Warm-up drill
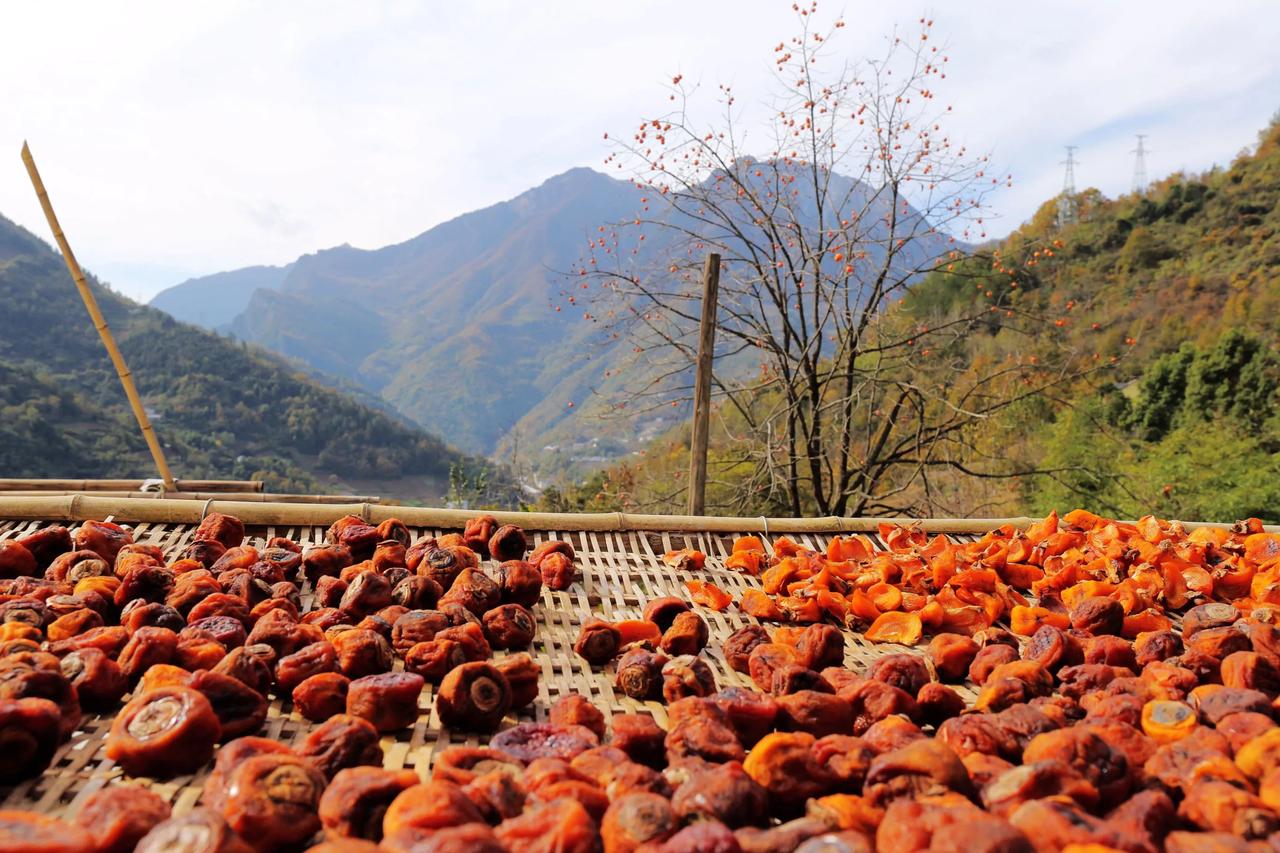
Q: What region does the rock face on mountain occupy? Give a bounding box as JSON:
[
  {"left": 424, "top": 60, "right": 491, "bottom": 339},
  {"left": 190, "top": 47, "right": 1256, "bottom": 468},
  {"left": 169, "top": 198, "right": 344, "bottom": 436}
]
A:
[{"left": 152, "top": 166, "right": 954, "bottom": 470}]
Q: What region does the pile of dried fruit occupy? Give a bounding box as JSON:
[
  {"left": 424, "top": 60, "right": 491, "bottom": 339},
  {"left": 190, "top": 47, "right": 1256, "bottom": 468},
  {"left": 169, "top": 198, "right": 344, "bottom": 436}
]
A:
[
  {"left": 720, "top": 511, "right": 1280, "bottom": 647},
  {"left": 0, "top": 511, "right": 579, "bottom": 850},
  {"left": 4, "top": 509, "right": 1280, "bottom": 852}
]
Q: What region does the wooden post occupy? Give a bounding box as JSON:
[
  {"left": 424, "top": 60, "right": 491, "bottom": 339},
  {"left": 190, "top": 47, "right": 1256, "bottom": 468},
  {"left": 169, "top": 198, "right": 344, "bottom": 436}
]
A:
[
  {"left": 20, "top": 142, "right": 177, "bottom": 491},
  {"left": 687, "top": 252, "right": 721, "bottom": 516}
]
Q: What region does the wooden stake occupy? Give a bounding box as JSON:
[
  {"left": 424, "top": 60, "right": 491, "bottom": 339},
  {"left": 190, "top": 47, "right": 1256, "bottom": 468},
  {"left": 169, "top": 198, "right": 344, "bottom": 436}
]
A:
[
  {"left": 687, "top": 252, "right": 721, "bottom": 515},
  {"left": 20, "top": 142, "right": 177, "bottom": 491}
]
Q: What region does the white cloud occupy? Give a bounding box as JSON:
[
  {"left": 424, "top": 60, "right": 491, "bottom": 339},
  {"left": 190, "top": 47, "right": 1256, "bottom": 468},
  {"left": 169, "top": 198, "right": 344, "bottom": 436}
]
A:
[{"left": 1, "top": 0, "right": 1276, "bottom": 300}]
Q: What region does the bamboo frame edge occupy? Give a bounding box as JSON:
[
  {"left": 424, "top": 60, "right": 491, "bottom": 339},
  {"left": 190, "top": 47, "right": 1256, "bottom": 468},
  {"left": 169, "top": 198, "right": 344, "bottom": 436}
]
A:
[{"left": 0, "top": 495, "right": 1272, "bottom": 535}]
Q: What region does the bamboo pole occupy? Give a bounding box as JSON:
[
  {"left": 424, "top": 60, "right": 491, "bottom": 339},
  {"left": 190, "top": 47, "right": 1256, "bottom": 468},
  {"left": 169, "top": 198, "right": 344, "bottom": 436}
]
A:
[
  {"left": 0, "top": 479, "right": 264, "bottom": 493},
  {"left": 0, "top": 490, "right": 383, "bottom": 504},
  {"left": 0, "top": 495, "right": 1272, "bottom": 535},
  {"left": 687, "top": 252, "right": 721, "bottom": 516},
  {"left": 20, "top": 142, "right": 177, "bottom": 491}
]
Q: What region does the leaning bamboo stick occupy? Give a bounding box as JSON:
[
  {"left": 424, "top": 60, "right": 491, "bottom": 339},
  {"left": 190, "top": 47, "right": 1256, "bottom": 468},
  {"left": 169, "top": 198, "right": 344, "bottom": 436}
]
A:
[
  {"left": 20, "top": 142, "right": 177, "bottom": 491},
  {"left": 0, "top": 495, "right": 1271, "bottom": 535}
]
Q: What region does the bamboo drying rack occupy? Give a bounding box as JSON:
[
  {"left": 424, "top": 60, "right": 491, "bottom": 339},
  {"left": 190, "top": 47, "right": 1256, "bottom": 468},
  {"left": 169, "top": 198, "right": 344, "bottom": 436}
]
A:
[{"left": 0, "top": 499, "right": 1271, "bottom": 825}]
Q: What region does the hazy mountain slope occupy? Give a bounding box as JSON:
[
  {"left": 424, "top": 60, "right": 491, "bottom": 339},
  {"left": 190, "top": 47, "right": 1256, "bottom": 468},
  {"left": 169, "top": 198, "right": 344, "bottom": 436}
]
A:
[
  {"left": 150, "top": 263, "right": 292, "bottom": 330},
  {"left": 160, "top": 166, "right": 954, "bottom": 471},
  {"left": 0, "top": 214, "right": 469, "bottom": 498}
]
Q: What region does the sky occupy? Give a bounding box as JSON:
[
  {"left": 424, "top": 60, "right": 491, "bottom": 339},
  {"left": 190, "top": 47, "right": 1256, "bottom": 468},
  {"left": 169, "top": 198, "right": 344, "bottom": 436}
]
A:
[{"left": 2, "top": 1, "right": 1277, "bottom": 302}]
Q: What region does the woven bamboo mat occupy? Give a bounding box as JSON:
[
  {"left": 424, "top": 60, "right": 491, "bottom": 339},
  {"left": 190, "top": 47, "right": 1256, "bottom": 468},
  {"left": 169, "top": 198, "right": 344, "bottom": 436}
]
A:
[{"left": 0, "top": 517, "right": 980, "bottom": 820}]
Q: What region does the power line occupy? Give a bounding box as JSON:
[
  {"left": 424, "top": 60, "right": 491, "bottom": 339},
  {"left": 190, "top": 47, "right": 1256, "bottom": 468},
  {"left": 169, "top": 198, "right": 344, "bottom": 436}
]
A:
[
  {"left": 1057, "top": 146, "right": 1079, "bottom": 228},
  {"left": 1131, "top": 134, "right": 1150, "bottom": 195}
]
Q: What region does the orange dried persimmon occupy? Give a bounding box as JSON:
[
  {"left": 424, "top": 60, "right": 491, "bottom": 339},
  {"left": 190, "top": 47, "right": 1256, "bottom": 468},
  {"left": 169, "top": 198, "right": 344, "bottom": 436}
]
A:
[
  {"left": 868, "top": 582, "right": 902, "bottom": 613},
  {"left": 725, "top": 551, "right": 764, "bottom": 575},
  {"left": 615, "top": 620, "right": 662, "bottom": 646},
  {"left": 1000, "top": 563, "right": 1044, "bottom": 589},
  {"left": 733, "top": 536, "right": 766, "bottom": 554},
  {"left": 816, "top": 590, "right": 849, "bottom": 622},
  {"left": 828, "top": 535, "right": 873, "bottom": 563},
  {"left": 684, "top": 580, "right": 731, "bottom": 611},
  {"left": 848, "top": 589, "right": 881, "bottom": 623},
  {"left": 777, "top": 595, "right": 822, "bottom": 623},
  {"left": 773, "top": 537, "right": 800, "bottom": 558},
  {"left": 1122, "top": 608, "right": 1172, "bottom": 638},
  {"left": 1009, "top": 605, "right": 1069, "bottom": 636},
  {"left": 739, "top": 589, "right": 784, "bottom": 621},
  {"left": 1245, "top": 533, "right": 1280, "bottom": 565},
  {"left": 771, "top": 626, "right": 805, "bottom": 648},
  {"left": 663, "top": 548, "right": 706, "bottom": 571},
  {"left": 865, "top": 611, "right": 923, "bottom": 646},
  {"left": 762, "top": 561, "right": 800, "bottom": 595},
  {"left": 919, "top": 600, "right": 945, "bottom": 631}
]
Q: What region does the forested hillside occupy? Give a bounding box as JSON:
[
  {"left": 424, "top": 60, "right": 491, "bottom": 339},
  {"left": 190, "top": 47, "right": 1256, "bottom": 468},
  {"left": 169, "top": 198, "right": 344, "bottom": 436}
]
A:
[
  {"left": 541, "top": 118, "right": 1280, "bottom": 522},
  {"left": 0, "top": 214, "right": 475, "bottom": 497}
]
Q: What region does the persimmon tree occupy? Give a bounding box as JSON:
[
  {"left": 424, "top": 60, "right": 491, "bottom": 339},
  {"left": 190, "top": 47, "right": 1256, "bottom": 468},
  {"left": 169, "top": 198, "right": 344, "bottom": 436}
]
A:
[{"left": 578, "top": 4, "right": 1096, "bottom": 517}]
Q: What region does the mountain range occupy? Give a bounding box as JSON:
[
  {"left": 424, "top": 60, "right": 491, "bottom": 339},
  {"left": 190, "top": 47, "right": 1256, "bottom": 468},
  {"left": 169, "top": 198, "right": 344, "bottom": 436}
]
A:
[
  {"left": 151, "top": 165, "right": 953, "bottom": 477},
  {"left": 0, "top": 213, "right": 476, "bottom": 501}
]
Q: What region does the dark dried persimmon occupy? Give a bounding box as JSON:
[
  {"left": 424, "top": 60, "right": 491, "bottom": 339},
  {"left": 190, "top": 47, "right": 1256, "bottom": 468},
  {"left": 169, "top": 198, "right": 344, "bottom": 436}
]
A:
[
  {"left": 134, "top": 809, "right": 250, "bottom": 853},
  {"left": 748, "top": 643, "right": 801, "bottom": 692},
  {"left": 917, "top": 682, "right": 966, "bottom": 727},
  {"left": 775, "top": 690, "right": 854, "bottom": 738},
  {"left": 549, "top": 694, "right": 606, "bottom": 740},
  {"left": 927, "top": 633, "right": 979, "bottom": 683},
  {"left": 293, "top": 672, "right": 350, "bottom": 722},
  {"left": 574, "top": 618, "right": 621, "bottom": 666},
  {"left": 189, "top": 669, "right": 267, "bottom": 741},
  {"left": 488, "top": 525, "right": 528, "bottom": 563},
  {"left": 494, "top": 797, "right": 598, "bottom": 853},
  {"left": 105, "top": 686, "right": 221, "bottom": 777},
  {"left": 665, "top": 713, "right": 745, "bottom": 765},
  {"left": 602, "top": 792, "right": 677, "bottom": 853},
  {"left": 0, "top": 697, "right": 61, "bottom": 783},
  {"left": 347, "top": 672, "right": 424, "bottom": 732},
  {"left": 482, "top": 604, "right": 536, "bottom": 650},
  {"left": 437, "top": 662, "right": 511, "bottom": 732},
  {"left": 431, "top": 746, "right": 523, "bottom": 788},
  {"left": 936, "top": 714, "right": 1018, "bottom": 761},
  {"left": 1022, "top": 727, "right": 1131, "bottom": 802},
  {"left": 462, "top": 768, "right": 527, "bottom": 824},
  {"left": 59, "top": 648, "right": 126, "bottom": 709},
  {"left": 494, "top": 652, "right": 540, "bottom": 710},
  {"left": 863, "top": 738, "right": 975, "bottom": 806},
  {"left": 841, "top": 679, "right": 920, "bottom": 735},
  {"left": 743, "top": 731, "right": 833, "bottom": 817},
  {"left": 661, "top": 655, "right": 716, "bottom": 702},
  {"left": 490, "top": 722, "right": 599, "bottom": 763},
  {"left": 671, "top": 760, "right": 766, "bottom": 829},
  {"left": 713, "top": 687, "right": 779, "bottom": 747},
  {"left": 298, "top": 714, "right": 384, "bottom": 780},
  {"left": 73, "top": 785, "right": 172, "bottom": 853},
  {"left": 318, "top": 766, "right": 420, "bottom": 842},
  {"left": 0, "top": 811, "right": 95, "bottom": 853},
  {"left": 660, "top": 611, "right": 709, "bottom": 657},
  {"left": 867, "top": 653, "right": 931, "bottom": 695},
  {"left": 223, "top": 753, "right": 326, "bottom": 851},
  {"left": 383, "top": 780, "right": 484, "bottom": 837},
  {"left": 610, "top": 713, "right": 666, "bottom": 769}
]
